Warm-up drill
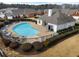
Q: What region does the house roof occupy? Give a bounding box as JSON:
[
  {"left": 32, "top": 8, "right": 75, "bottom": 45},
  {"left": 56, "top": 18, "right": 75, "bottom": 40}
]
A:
[
  {"left": 12, "top": 9, "right": 24, "bottom": 16},
  {"left": 0, "top": 8, "right": 44, "bottom": 17},
  {"left": 61, "top": 9, "right": 77, "bottom": 15},
  {"left": 40, "top": 10, "right": 75, "bottom": 25},
  {"left": 12, "top": 8, "right": 36, "bottom": 16},
  {"left": 0, "top": 8, "right": 16, "bottom": 16},
  {"left": 44, "top": 9, "right": 78, "bottom": 16},
  {"left": 71, "top": 10, "right": 79, "bottom": 16}
]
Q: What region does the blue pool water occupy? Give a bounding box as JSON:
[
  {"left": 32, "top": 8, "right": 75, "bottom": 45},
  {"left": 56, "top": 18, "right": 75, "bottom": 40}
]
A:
[{"left": 13, "top": 22, "right": 39, "bottom": 37}]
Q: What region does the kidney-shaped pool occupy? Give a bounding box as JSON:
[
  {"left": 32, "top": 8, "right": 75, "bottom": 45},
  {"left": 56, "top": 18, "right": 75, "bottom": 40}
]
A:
[{"left": 13, "top": 22, "right": 39, "bottom": 37}]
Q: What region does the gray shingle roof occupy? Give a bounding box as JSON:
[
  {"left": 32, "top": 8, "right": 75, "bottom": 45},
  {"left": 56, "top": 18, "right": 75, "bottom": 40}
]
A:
[
  {"left": 44, "top": 9, "right": 78, "bottom": 15},
  {"left": 40, "top": 10, "right": 75, "bottom": 25},
  {"left": 61, "top": 9, "right": 78, "bottom": 15},
  {"left": 12, "top": 8, "right": 36, "bottom": 16},
  {"left": 12, "top": 9, "right": 24, "bottom": 16}
]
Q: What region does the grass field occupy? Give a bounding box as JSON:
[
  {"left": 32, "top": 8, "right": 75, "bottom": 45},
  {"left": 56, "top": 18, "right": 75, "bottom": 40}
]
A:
[{"left": 36, "top": 33, "right": 79, "bottom": 57}]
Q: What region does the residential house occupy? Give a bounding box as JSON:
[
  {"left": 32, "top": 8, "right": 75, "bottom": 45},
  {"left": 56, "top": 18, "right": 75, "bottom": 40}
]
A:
[
  {"left": 44, "top": 9, "right": 78, "bottom": 16},
  {"left": 71, "top": 10, "right": 79, "bottom": 23},
  {"left": 12, "top": 8, "right": 36, "bottom": 18},
  {"left": 0, "top": 12, "right": 5, "bottom": 19},
  {"left": 0, "top": 8, "right": 45, "bottom": 19},
  {"left": 4, "top": 9, "right": 13, "bottom": 19},
  {"left": 0, "top": 8, "right": 14, "bottom": 19}
]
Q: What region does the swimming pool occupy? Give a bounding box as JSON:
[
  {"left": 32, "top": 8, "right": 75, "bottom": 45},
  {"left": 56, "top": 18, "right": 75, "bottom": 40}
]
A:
[{"left": 13, "top": 22, "right": 39, "bottom": 37}]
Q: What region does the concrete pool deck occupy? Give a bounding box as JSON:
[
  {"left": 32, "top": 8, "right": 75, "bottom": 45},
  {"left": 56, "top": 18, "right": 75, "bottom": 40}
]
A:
[
  {"left": 6, "top": 21, "right": 53, "bottom": 43},
  {"left": 7, "top": 21, "right": 53, "bottom": 37}
]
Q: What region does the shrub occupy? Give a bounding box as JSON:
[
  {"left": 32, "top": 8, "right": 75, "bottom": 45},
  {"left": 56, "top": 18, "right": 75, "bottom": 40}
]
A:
[
  {"left": 9, "top": 42, "right": 19, "bottom": 49},
  {"left": 20, "top": 43, "right": 32, "bottom": 52},
  {"left": 32, "top": 42, "right": 44, "bottom": 51},
  {"left": 0, "top": 19, "right": 5, "bottom": 22},
  {"left": 43, "top": 40, "right": 49, "bottom": 47},
  {"left": 4, "top": 21, "right": 10, "bottom": 25},
  {"left": 3, "top": 39, "right": 11, "bottom": 47},
  {"left": 0, "top": 23, "right": 5, "bottom": 29},
  {"left": 20, "top": 19, "right": 26, "bottom": 21}
]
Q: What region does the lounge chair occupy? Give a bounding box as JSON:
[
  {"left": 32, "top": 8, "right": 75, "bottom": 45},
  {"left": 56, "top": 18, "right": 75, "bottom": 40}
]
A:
[{"left": 5, "top": 32, "right": 11, "bottom": 36}]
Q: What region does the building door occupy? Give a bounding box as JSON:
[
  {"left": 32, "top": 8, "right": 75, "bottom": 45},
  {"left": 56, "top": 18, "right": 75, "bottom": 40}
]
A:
[{"left": 48, "top": 25, "right": 53, "bottom": 31}]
